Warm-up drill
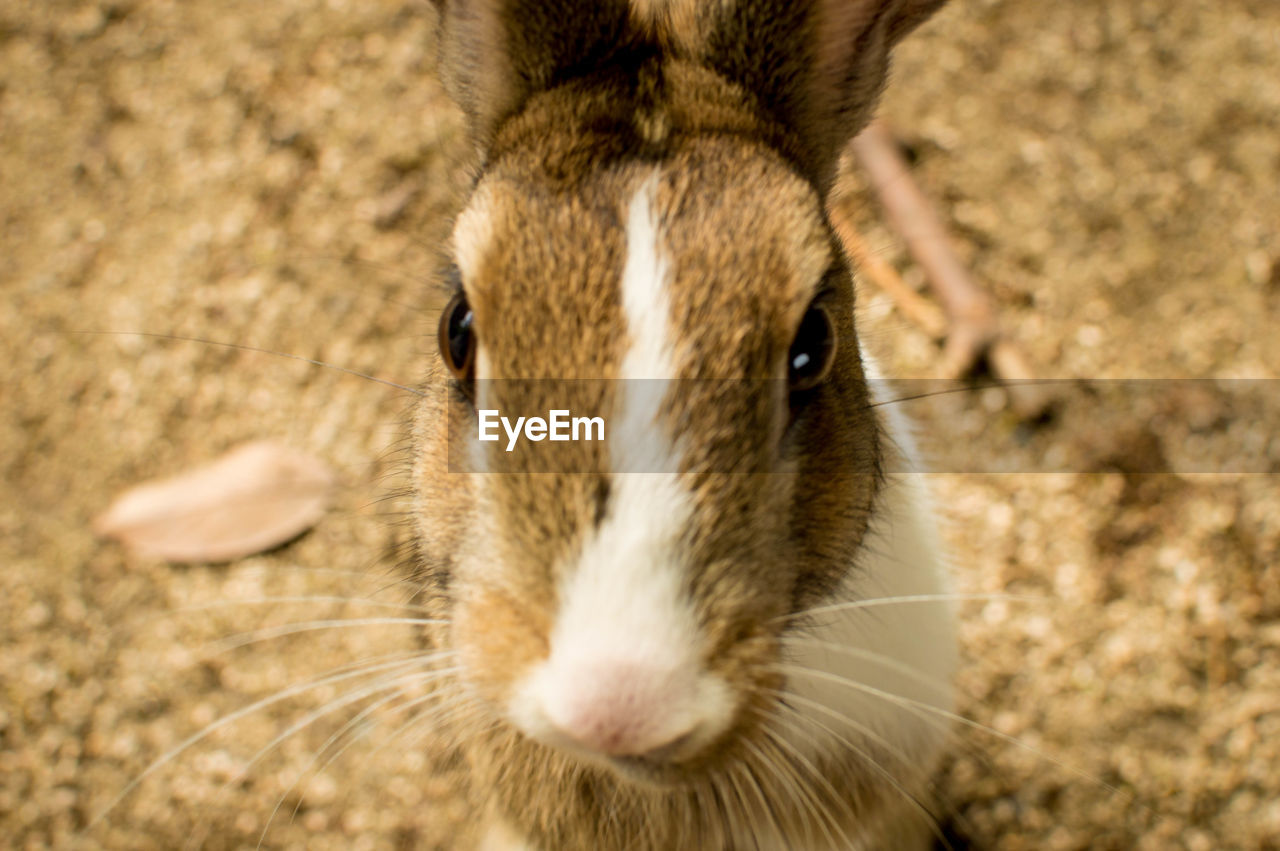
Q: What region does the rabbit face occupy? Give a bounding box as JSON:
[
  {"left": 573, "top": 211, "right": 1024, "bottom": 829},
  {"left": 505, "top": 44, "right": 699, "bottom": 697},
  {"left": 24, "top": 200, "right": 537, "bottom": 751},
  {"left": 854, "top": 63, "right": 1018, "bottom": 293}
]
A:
[
  {"left": 414, "top": 0, "right": 951, "bottom": 845},
  {"left": 415, "top": 62, "right": 883, "bottom": 785}
]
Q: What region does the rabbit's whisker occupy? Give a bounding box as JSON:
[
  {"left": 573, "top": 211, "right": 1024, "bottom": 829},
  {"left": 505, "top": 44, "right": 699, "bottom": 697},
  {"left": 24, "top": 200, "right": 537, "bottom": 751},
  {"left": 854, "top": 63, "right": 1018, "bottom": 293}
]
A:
[
  {"left": 771, "top": 696, "right": 950, "bottom": 850},
  {"left": 256, "top": 670, "right": 467, "bottom": 849},
  {"left": 777, "top": 661, "right": 1132, "bottom": 803},
  {"left": 756, "top": 721, "right": 853, "bottom": 851},
  {"left": 271, "top": 688, "right": 413, "bottom": 835},
  {"left": 357, "top": 491, "right": 419, "bottom": 510},
  {"left": 865, "top": 379, "right": 1066, "bottom": 410},
  {"left": 378, "top": 686, "right": 487, "bottom": 759},
  {"left": 219, "top": 564, "right": 415, "bottom": 583},
  {"left": 733, "top": 748, "right": 784, "bottom": 844},
  {"left": 234, "top": 662, "right": 458, "bottom": 791},
  {"left": 782, "top": 638, "right": 954, "bottom": 701},
  {"left": 691, "top": 780, "right": 713, "bottom": 845},
  {"left": 304, "top": 679, "right": 472, "bottom": 801},
  {"left": 741, "top": 734, "right": 830, "bottom": 850},
  {"left": 184, "top": 670, "right": 433, "bottom": 851},
  {"left": 766, "top": 683, "right": 947, "bottom": 780},
  {"left": 781, "top": 592, "right": 1045, "bottom": 624},
  {"left": 171, "top": 595, "right": 439, "bottom": 617},
  {"left": 89, "top": 654, "right": 445, "bottom": 828},
  {"left": 205, "top": 616, "right": 447, "bottom": 655},
  {"left": 386, "top": 693, "right": 479, "bottom": 754},
  {"left": 319, "top": 690, "right": 490, "bottom": 834},
  {"left": 256, "top": 677, "right": 476, "bottom": 846},
  {"left": 719, "top": 762, "right": 758, "bottom": 845},
  {"left": 778, "top": 637, "right": 1037, "bottom": 794}
]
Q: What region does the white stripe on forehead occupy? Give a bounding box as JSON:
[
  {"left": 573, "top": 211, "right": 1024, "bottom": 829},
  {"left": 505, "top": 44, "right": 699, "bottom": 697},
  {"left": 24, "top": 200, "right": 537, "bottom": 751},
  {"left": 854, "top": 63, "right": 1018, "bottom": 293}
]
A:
[
  {"left": 618, "top": 174, "right": 677, "bottom": 440},
  {"left": 543, "top": 173, "right": 706, "bottom": 675}
]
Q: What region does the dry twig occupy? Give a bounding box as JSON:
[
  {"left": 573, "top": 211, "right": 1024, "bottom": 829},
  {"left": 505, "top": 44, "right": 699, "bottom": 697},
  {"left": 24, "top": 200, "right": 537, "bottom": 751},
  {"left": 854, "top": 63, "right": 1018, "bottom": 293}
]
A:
[{"left": 831, "top": 119, "right": 1053, "bottom": 417}]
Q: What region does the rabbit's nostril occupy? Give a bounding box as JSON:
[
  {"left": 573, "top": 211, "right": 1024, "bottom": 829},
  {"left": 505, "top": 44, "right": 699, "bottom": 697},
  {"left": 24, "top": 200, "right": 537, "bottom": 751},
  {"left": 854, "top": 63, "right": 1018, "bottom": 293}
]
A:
[{"left": 529, "top": 660, "right": 724, "bottom": 761}]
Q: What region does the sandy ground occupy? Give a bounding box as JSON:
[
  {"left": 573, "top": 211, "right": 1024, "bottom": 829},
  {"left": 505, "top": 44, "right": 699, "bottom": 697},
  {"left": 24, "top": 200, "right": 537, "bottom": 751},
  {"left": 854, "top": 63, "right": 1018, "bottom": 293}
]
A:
[{"left": 3, "top": 0, "right": 1279, "bottom": 849}]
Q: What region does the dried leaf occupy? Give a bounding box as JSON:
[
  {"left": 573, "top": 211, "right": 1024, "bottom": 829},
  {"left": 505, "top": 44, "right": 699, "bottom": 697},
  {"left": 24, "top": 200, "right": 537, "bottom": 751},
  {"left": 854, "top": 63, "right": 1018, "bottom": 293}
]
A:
[{"left": 94, "top": 440, "right": 335, "bottom": 563}]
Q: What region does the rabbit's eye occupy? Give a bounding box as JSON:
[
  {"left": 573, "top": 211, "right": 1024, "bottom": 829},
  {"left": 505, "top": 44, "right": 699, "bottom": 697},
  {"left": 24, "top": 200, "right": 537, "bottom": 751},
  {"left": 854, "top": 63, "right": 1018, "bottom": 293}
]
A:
[
  {"left": 788, "top": 302, "right": 836, "bottom": 392},
  {"left": 439, "top": 290, "right": 476, "bottom": 384}
]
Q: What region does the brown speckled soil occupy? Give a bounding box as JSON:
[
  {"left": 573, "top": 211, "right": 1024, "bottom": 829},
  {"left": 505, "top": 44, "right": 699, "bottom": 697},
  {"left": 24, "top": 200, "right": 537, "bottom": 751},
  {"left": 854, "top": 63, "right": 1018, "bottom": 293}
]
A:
[{"left": 3, "top": 1, "right": 1278, "bottom": 849}]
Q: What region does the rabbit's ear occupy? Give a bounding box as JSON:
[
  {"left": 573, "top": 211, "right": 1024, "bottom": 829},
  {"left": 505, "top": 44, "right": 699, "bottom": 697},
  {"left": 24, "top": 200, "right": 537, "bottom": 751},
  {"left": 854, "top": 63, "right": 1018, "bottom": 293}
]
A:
[
  {"left": 693, "top": 0, "right": 947, "bottom": 187},
  {"left": 432, "top": 0, "right": 639, "bottom": 150}
]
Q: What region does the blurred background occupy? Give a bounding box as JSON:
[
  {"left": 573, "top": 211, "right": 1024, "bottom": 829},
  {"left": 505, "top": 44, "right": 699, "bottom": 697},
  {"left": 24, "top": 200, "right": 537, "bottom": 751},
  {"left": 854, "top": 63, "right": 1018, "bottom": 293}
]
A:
[{"left": 2, "top": 0, "right": 1278, "bottom": 848}]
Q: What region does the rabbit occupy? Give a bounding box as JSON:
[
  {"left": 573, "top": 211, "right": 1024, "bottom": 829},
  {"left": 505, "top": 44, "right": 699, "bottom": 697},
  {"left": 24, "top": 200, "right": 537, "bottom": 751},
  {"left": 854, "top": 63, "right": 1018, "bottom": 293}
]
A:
[{"left": 411, "top": 1, "right": 957, "bottom": 848}]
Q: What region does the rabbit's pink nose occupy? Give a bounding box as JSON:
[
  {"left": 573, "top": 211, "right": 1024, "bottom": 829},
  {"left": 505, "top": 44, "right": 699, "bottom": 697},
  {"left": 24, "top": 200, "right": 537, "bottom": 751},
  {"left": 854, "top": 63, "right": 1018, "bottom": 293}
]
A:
[{"left": 537, "top": 662, "right": 708, "bottom": 758}]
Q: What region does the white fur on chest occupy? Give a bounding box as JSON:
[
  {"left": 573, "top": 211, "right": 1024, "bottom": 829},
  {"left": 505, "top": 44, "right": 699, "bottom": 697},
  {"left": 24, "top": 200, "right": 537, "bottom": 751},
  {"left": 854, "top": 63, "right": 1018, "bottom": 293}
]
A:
[{"left": 766, "top": 352, "right": 957, "bottom": 850}]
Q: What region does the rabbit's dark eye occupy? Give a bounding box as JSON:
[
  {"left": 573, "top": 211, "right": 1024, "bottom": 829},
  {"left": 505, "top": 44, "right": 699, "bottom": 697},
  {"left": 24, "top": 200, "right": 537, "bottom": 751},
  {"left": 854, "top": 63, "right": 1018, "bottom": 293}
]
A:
[
  {"left": 439, "top": 290, "right": 476, "bottom": 384},
  {"left": 788, "top": 302, "right": 836, "bottom": 392}
]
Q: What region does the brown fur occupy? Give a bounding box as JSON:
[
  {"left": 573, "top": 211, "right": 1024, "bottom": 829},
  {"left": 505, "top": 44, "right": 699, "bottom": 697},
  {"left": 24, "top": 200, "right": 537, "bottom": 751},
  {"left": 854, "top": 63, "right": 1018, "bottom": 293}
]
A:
[{"left": 415, "top": 1, "right": 949, "bottom": 848}]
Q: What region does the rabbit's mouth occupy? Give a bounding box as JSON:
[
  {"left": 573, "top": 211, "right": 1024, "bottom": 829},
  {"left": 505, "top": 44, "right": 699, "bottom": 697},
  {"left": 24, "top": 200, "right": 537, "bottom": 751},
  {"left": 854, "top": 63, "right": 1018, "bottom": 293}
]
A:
[
  {"left": 607, "top": 749, "right": 703, "bottom": 787},
  {"left": 571, "top": 731, "right": 741, "bottom": 789},
  {"left": 567, "top": 713, "right": 772, "bottom": 791}
]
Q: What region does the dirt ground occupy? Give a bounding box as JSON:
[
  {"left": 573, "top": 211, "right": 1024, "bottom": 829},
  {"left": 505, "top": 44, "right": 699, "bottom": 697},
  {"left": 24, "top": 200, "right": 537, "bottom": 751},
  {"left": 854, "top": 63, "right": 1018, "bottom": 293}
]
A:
[{"left": 3, "top": 0, "right": 1278, "bottom": 849}]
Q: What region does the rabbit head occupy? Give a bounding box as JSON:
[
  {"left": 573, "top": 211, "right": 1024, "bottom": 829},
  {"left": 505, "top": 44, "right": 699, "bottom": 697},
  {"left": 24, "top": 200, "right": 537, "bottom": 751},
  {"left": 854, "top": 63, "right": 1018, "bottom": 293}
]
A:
[{"left": 412, "top": 1, "right": 950, "bottom": 847}]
